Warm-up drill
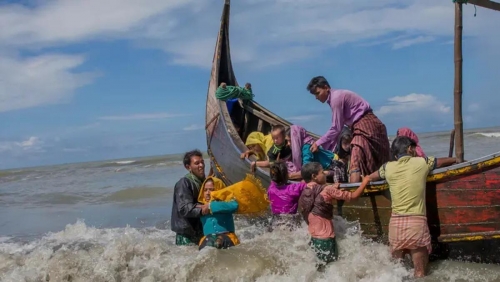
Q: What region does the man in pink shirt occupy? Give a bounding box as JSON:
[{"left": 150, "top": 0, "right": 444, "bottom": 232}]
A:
[{"left": 306, "top": 76, "right": 390, "bottom": 182}]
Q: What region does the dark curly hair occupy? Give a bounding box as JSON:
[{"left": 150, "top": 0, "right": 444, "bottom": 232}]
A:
[
  {"left": 183, "top": 149, "right": 203, "bottom": 167},
  {"left": 270, "top": 161, "right": 289, "bottom": 185}
]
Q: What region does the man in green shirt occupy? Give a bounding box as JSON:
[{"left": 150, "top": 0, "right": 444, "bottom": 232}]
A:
[{"left": 357, "top": 136, "right": 457, "bottom": 278}]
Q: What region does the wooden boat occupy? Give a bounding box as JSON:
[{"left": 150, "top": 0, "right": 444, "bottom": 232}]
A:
[{"left": 205, "top": 0, "right": 500, "bottom": 263}]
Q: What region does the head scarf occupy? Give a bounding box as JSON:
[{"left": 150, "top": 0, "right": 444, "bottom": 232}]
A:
[
  {"left": 185, "top": 173, "right": 205, "bottom": 191},
  {"left": 197, "top": 176, "right": 227, "bottom": 204},
  {"left": 290, "top": 124, "right": 315, "bottom": 171},
  {"left": 396, "top": 127, "right": 426, "bottom": 158},
  {"left": 245, "top": 132, "right": 274, "bottom": 160},
  {"left": 334, "top": 125, "right": 352, "bottom": 159}
]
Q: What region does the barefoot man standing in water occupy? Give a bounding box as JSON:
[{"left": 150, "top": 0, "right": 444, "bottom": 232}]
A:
[
  {"left": 171, "top": 150, "right": 210, "bottom": 246},
  {"left": 357, "top": 136, "right": 458, "bottom": 277},
  {"left": 306, "top": 76, "right": 390, "bottom": 182}
]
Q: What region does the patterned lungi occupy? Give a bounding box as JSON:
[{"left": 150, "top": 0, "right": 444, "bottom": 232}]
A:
[
  {"left": 198, "top": 232, "right": 240, "bottom": 250},
  {"left": 350, "top": 111, "right": 390, "bottom": 176},
  {"left": 309, "top": 237, "right": 338, "bottom": 264},
  {"left": 388, "top": 214, "right": 432, "bottom": 254}
]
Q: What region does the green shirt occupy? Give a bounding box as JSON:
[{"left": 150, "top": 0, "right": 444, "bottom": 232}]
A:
[{"left": 379, "top": 156, "right": 436, "bottom": 216}]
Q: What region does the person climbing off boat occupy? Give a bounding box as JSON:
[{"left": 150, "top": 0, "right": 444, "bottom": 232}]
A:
[
  {"left": 298, "top": 162, "right": 366, "bottom": 268},
  {"left": 291, "top": 124, "right": 338, "bottom": 174},
  {"left": 267, "top": 161, "right": 307, "bottom": 231},
  {"left": 357, "top": 136, "right": 458, "bottom": 278},
  {"left": 330, "top": 125, "right": 352, "bottom": 183},
  {"left": 248, "top": 124, "right": 339, "bottom": 179},
  {"left": 396, "top": 127, "right": 426, "bottom": 158},
  {"left": 171, "top": 150, "right": 208, "bottom": 246},
  {"left": 248, "top": 124, "right": 300, "bottom": 176},
  {"left": 306, "top": 76, "right": 391, "bottom": 183},
  {"left": 240, "top": 131, "right": 274, "bottom": 161},
  {"left": 197, "top": 176, "right": 240, "bottom": 250}
]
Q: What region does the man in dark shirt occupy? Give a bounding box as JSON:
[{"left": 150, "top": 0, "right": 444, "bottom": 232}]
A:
[{"left": 171, "top": 149, "right": 210, "bottom": 246}]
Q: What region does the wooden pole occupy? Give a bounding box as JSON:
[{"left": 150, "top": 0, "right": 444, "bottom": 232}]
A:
[
  {"left": 449, "top": 129, "right": 456, "bottom": 158},
  {"left": 454, "top": 2, "right": 464, "bottom": 162}
]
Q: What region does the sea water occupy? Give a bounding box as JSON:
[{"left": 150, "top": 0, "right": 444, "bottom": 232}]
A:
[{"left": 1, "top": 127, "right": 500, "bottom": 281}]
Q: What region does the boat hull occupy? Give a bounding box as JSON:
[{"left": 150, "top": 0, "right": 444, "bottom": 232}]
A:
[{"left": 205, "top": 0, "right": 500, "bottom": 264}]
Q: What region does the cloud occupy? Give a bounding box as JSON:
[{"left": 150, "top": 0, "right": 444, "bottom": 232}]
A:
[
  {"left": 286, "top": 114, "right": 321, "bottom": 122},
  {"left": 0, "top": 0, "right": 499, "bottom": 114},
  {"left": 17, "top": 136, "right": 41, "bottom": 148},
  {"left": 0, "top": 54, "right": 96, "bottom": 112},
  {"left": 98, "top": 113, "right": 188, "bottom": 121},
  {"left": 0, "top": 0, "right": 195, "bottom": 113},
  {"left": 376, "top": 93, "right": 451, "bottom": 117},
  {"left": 183, "top": 124, "right": 204, "bottom": 131},
  {"left": 392, "top": 36, "right": 435, "bottom": 49},
  {"left": 0, "top": 0, "right": 195, "bottom": 47},
  {"left": 0, "top": 136, "right": 45, "bottom": 154},
  {"left": 143, "top": 0, "right": 500, "bottom": 68}
]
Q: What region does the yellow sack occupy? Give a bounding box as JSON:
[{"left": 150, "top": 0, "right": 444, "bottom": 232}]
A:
[{"left": 210, "top": 173, "right": 269, "bottom": 216}]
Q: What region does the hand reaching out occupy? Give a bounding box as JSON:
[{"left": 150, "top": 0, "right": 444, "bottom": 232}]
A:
[
  {"left": 310, "top": 142, "right": 319, "bottom": 153},
  {"left": 200, "top": 204, "right": 210, "bottom": 215}
]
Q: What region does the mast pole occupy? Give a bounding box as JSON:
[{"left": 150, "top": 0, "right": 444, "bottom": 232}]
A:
[{"left": 454, "top": 1, "right": 464, "bottom": 162}]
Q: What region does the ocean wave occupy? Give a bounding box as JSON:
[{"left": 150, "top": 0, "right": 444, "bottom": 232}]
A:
[
  {"left": 1, "top": 218, "right": 499, "bottom": 281},
  {"left": 102, "top": 186, "right": 172, "bottom": 203},
  {"left": 26, "top": 193, "right": 88, "bottom": 206},
  {"left": 474, "top": 132, "right": 500, "bottom": 138},
  {"left": 113, "top": 160, "right": 137, "bottom": 165}
]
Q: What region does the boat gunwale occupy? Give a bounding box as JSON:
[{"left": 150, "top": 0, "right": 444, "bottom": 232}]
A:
[{"left": 210, "top": 97, "right": 500, "bottom": 189}]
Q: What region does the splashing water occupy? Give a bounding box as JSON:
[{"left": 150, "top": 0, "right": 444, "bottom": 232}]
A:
[{"left": 1, "top": 216, "right": 499, "bottom": 282}]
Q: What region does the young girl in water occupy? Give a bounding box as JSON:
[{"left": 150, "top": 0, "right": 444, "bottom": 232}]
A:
[
  {"left": 267, "top": 161, "right": 307, "bottom": 231},
  {"left": 298, "top": 162, "right": 366, "bottom": 267}
]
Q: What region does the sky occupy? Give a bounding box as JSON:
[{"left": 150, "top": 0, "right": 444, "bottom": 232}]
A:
[{"left": 1, "top": 0, "right": 500, "bottom": 169}]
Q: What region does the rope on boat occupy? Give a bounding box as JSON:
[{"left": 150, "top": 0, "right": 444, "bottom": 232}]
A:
[{"left": 215, "top": 83, "right": 254, "bottom": 101}]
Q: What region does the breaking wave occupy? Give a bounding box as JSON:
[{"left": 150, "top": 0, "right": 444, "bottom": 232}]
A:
[
  {"left": 1, "top": 217, "right": 499, "bottom": 281},
  {"left": 474, "top": 132, "right": 500, "bottom": 138}
]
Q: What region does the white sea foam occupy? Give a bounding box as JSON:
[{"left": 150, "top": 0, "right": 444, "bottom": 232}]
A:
[
  {"left": 475, "top": 132, "right": 500, "bottom": 138},
  {"left": 114, "top": 160, "right": 136, "bottom": 165},
  {"left": 1, "top": 218, "right": 499, "bottom": 281}
]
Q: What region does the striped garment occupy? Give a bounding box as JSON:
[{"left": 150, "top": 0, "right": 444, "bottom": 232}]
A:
[
  {"left": 388, "top": 214, "right": 432, "bottom": 254},
  {"left": 349, "top": 111, "right": 390, "bottom": 176}
]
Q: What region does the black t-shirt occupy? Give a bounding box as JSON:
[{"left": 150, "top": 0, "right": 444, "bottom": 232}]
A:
[{"left": 267, "top": 143, "right": 292, "bottom": 161}]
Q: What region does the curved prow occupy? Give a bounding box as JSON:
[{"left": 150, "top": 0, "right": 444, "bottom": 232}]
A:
[
  {"left": 206, "top": 0, "right": 237, "bottom": 139},
  {"left": 217, "top": 0, "right": 237, "bottom": 87}
]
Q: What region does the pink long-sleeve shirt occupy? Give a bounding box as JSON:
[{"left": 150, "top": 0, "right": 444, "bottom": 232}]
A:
[
  {"left": 316, "top": 89, "right": 371, "bottom": 151},
  {"left": 307, "top": 183, "right": 353, "bottom": 239}
]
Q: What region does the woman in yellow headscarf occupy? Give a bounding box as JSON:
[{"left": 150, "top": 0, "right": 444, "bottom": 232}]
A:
[
  {"left": 240, "top": 132, "right": 274, "bottom": 161},
  {"left": 197, "top": 174, "right": 270, "bottom": 250},
  {"left": 197, "top": 176, "right": 240, "bottom": 250}
]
